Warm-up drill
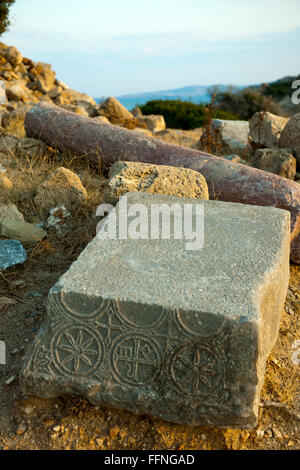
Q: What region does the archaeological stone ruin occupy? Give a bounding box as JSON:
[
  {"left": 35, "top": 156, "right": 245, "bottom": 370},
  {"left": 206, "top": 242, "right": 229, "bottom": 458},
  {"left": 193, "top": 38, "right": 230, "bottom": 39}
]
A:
[{"left": 21, "top": 192, "right": 290, "bottom": 429}]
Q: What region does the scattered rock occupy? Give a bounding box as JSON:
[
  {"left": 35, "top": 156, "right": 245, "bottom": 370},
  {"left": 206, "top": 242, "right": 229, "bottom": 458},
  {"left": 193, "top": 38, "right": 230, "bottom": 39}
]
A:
[
  {"left": 279, "top": 113, "right": 300, "bottom": 163},
  {"left": 76, "top": 99, "right": 98, "bottom": 117},
  {"left": 250, "top": 112, "right": 289, "bottom": 149},
  {"left": 17, "top": 137, "right": 49, "bottom": 159},
  {"left": 0, "top": 219, "right": 47, "bottom": 245},
  {"left": 93, "top": 115, "right": 110, "bottom": 124},
  {"left": 253, "top": 148, "right": 296, "bottom": 180},
  {"left": 137, "top": 114, "right": 166, "bottom": 132},
  {"left": 34, "top": 167, "right": 87, "bottom": 217},
  {"left": 155, "top": 128, "right": 201, "bottom": 148},
  {"left": 16, "top": 423, "right": 27, "bottom": 435},
  {"left": 47, "top": 85, "right": 63, "bottom": 99},
  {"left": 1, "top": 104, "right": 33, "bottom": 138},
  {"left": 104, "top": 161, "right": 209, "bottom": 205},
  {"left": 225, "top": 155, "right": 247, "bottom": 164},
  {"left": 54, "top": 88, "right": 96, "bottom": 109},
  {"left": 60, "top": 104, "right": 89, "bottom": 117},
  {"left": 0, "top": 173, "right": 13, "bottom": 189},
  {"left": 98, "top": 97, "right": 135, "bottom": 126},
  {"left": 286, "top": 306, "right": 294, "bottom": 315},
  {"left": 4, "top": 46, "right": 23, "bottom": 66},
  {"left": 0, "top": 43, "right": 82, "bottom": 120},
  {"left": 272, "top": 427, "right": 283, "bottom": 440},
  {"left": 24, "top": 405, "right": 35, "bottom": 415},
  {"left": 56, "top": 79, "right": 69, "bottom": 90},
  {"left": 0, "top": 239, "right": 27, "bottom": 271},
  {"left": 6, "top": 81, "right": 29, "bottom": 102},
  {"left": 0, "top": 134, "right": 19, "bottom": 154},
  {"left": 46, "top": 206, "right": 71, "bottom": 233},
  {"left": 5, "top": 376, "right": 16, "bottom": 386},
  {"left": 28, "top": 62, "right": 56, "bottom": 94},
  {"left": 0, "top": 204, "right": 25, "bottom": 223},
  {"left": 199, "top": 119, "right": 250, "bottom": 155},
  {"left": 223, "top": 429, "right": 250, "bottom": 450}
]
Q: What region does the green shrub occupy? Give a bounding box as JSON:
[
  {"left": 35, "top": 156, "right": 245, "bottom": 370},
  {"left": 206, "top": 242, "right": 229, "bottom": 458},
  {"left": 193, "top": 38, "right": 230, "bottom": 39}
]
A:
[
  {"left": 262, "top": 76, "right": 300, "bottom": 101},
  {"left": 139, "top": 99, "right": 238, "bottom": 130},
  {"left": 212, "top": 87, "right": 283, "bottom": 120},
  {"left": 0, "top": 0, "right": 15, "bottom": 35}
]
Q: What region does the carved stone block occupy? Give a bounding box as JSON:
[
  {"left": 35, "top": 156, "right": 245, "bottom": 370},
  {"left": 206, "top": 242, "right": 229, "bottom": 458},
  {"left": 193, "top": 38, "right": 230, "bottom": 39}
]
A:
[{"left": 21, "top": 193, "right": 290, "bottom": 429}]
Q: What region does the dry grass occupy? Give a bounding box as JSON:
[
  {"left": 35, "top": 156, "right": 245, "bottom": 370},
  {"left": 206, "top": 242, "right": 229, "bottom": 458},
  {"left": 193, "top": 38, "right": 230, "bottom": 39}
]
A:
[{"left": 0, "top": 133, "right": 106, "bottom": 274}]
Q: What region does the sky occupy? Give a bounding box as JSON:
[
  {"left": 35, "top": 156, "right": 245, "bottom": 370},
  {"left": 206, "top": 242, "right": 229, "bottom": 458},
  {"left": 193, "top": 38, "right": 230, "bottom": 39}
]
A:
[{"left": 1, "top": 0, "right": 300, "bottom": 97}]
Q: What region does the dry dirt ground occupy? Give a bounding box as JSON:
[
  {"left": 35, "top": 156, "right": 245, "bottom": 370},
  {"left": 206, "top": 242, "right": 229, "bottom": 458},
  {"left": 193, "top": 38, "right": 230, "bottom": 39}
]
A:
[{"left": 0, "top": 138, "right": 299, "bottom": 451}]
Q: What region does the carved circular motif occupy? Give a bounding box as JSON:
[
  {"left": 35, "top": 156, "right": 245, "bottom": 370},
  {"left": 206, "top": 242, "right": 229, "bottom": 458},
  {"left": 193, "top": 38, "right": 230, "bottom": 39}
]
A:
[
  {"left": 176, "top": 309, "right": 227, "bottom": 338},
  {"left": 111, "top": 333, "right": 162, "bottom": 386},
  {"left": 169, "top": 341, "right": 224, "bottom": 395},
  {"left": 115, "top": 300, "right": 166, "bottom": 329},
  {"left": 51, "top": 325, "right": 104, "bottom": 377},
  {"left": 60, "top": 290, "right": 111, "bottom": 320}
]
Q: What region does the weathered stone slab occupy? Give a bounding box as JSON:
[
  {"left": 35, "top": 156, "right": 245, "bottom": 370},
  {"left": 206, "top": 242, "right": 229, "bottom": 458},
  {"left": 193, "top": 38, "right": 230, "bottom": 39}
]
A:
[
  {"left": 21, "top": 193, "right": 290, "bottom": 429},
  {"left": 0, "top": 239, "right": 27, "bottom": 271}
]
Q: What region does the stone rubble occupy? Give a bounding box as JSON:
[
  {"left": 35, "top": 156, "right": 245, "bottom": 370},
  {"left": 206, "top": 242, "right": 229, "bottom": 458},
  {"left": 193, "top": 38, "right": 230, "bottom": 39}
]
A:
[
  {"left": 279, "top": 113, "right": 300, "bottom": 163},
  {"left": 104, "top": 161, "right": 209, "bottom": 205},
  {"left": 0, "top": 239, "right": 27, "bottom": 271},
  {"left": 249, "top": 112, "right": 289, "bottom": 149},
  {"left": 252, "top": 148, "right": 296, "bottom": 180},
  {"left": 0, "top": 218, "right": 47, "bottom": 245}
]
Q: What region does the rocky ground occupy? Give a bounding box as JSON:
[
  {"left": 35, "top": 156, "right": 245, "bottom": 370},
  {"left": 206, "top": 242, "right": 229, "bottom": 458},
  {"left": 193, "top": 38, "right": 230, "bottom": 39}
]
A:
[{"left": 0, "top": 41, "right": 299, "bottom": 450}]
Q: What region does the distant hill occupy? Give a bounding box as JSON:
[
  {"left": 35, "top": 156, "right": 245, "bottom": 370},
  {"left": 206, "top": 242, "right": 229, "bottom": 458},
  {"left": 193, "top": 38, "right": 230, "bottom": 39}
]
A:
[
  {"left": 95, "top": 76, "right": 300, "bottom": 113},
  {"left": 96, "top": 85, "right": 245, "bottom": 111}
]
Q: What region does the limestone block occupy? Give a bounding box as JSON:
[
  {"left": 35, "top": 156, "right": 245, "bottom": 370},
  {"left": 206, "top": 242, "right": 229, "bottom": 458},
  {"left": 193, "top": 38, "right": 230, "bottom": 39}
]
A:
[{"left": 21, "top": 193, "right": 290, "bottom": 429}]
